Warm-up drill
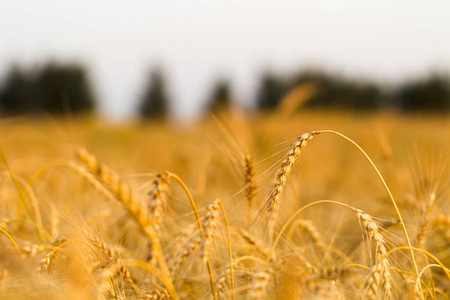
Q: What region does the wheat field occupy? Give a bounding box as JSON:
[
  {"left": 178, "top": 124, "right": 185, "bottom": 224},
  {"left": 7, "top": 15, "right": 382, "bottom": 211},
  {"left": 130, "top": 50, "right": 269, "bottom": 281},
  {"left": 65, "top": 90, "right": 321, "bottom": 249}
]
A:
[{"left": 0, "top": 111, "right": 449, "bottom": 299}]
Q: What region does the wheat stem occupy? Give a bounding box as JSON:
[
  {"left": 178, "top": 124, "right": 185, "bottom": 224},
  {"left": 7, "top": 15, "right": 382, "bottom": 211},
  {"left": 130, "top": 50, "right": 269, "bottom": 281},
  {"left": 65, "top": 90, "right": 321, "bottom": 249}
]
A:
[
  {"left": 168, "top": 173, "right": 203, "bottom": 238},
  {"left": 414, "top": 264, "right": 443, "bottom": 299},
  {"left": 216, "top": 200, "right": 235, "bottom": 300},
  {"left": 265, "top": 200, "right": 350, "bottom": 268},
  {"left": 315, "top": 130, "right": 419, "bottom": 276},
  {"left": 386, "top": 246, "right": 450, "bottom": 281},
  {"left": 0, "top": 227, "right": 20, "bottom": 251},
  {"left": 265, "top": 199, "right": 394, "bottom": 298},
  {"left": 0, "top": 149, "right": 45, "bottom": 241},
  {"left": 168, "top": 172, "right": 217, "bottom": 300}
]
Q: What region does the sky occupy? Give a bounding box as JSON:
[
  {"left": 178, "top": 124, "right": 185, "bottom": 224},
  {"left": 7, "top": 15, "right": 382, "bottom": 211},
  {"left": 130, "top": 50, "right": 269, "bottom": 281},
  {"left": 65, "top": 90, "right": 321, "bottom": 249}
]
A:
[{"left": 1, "top": 1, "right": 450, "bottom": 119}]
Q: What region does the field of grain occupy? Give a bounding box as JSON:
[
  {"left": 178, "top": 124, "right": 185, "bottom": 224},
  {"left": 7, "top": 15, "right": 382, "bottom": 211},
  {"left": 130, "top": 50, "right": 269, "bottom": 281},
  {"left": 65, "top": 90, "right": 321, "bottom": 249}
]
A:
[{"left": 0, "top": 111, "right": 449, "bottom": 299}]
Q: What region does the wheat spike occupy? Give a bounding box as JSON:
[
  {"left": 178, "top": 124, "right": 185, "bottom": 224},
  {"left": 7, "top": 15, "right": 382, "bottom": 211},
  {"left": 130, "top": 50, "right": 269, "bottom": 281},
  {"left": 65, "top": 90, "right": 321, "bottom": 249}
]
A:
[
  {"left": 167, "top": 220, "right": 202, "bottom": 265},
  {"left": 352, "top": 208, "right": 392, "bottom": 299},
  {"left": 37, "top": 236, "right": 66, "bottom": 273},
  {"left": 141, "top": 289, "right": 171, "bottom": 299},
  {"left": 266, "top": 133, "right": 314, "bottom": 212},
  {"left": 239, "top": 229, "right": 268, "bottom": 258},
  {"left": 20, "top": 243, "right": 46, "bottom": 259},
  {"left": 216, "top": 266, "right": 230, "bottom": 297},
  {"left": 84, "top": 230, "right": 141, "bottom": 295},
  {"left": 415, "top": 192, "right": 436, "bottom": 248},
  {"left": 83, "top": 230, "right": 115, "bottom": 260},
  {"left": 201, "top": 201, "right": 220, "bottom": 264},
  {"left": 244, "top": 154, "right": 256, "bottom": 221},
  {"left": 249, "top": 271, "right": 270, "bottom": 300},
  {"left": 265, "top": 132, "right": 314, "bottom": 243},
  {"left": 148, "top": 171, "right": 171, "bottom": 232},
  {"left": 169, "top": 236, "right": 201, "bottom": 274},
  {"left": 76, "top": 149, "right": 176, "bottom": 298},
  {"left": 91, "top": 259, "right": 123, "bottom": 299}
]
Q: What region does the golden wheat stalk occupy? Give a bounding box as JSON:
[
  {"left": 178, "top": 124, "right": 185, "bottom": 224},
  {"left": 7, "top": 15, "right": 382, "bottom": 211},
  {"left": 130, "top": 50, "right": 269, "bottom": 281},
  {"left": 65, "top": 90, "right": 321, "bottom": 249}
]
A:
[
  {"left": 313, "top": 130, "right": 418, "bottom": 276},
  {"left": 352, "top": 208, "right": 391, "bottom": 299},
  {"left": 244, "top": 154, "right": 256, "bottom": 221},
  {"left": 141, "top": 289, "right": 171, "bottom": 299},
  {"left": 166, "top": 219, "right": 204, "bottom": 265},
  {"left": 415, "top": 192, "right": 436, "bottom": 248},
  {"left": 248, "top": 271, "right": 270, "bottom": 300},
  {"left": 201, "top": 202, "right": 220, "bottom": 264},
  {"left": 265, "top": 200, "right": 392, "bottom": 299},
  {"left": 216, "top": 263, "right": 232, "bottom": 297},
  {"left": 84, "top": 229, "right": 141, "bottom": 295},
  {"left": 169, "top": 236, "right": 201, "bottom": 274},
  {"left": 166, "top": 172, "right": 218, "bottom": 300},
  {"left": 20, "top": 242, "right": 46, "bottom": 258},
  {"left": 75, "top": 149, "right": 178, "bottom": 299},
  {"left": 83, "top": 230, "right": 115, "bottom": 260},
  {"left": 265, "top": 132, "right": 315, "bottom": 244},
  {"left": 91, "top": 259, "right": 122, "bottom": 299},
  {"left": 37, "top": 236, "right": 66, "bottom": 273},
  {"left": 148, "top": 171, "right": 171, "bottom": 232}
]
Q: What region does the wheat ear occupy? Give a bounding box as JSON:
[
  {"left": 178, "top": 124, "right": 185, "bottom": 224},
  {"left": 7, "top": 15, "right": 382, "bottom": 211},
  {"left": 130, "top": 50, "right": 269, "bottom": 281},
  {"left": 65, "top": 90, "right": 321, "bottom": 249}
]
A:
[
  {"left": 352, "top": 209, "right": 392, "bottom": 300},
  {"left": 166, "top": 220, "right": 203, "bottom": 265},
  {"left": 244, "top": 154, "right": 256, "bottom": 222},
  {"left": 248, "top": 271, "right": 270, "bottom": 300},
  {"left": 265, "top": 132, "right": 315, "bottom": 243},
  {"left": 264, "top": 200, "right": 392, "bottom": 299},
  {"left": 167, "top": 172, "right": 217, "bottom": 300},
  {"left": 169, "top": 236, "right": 201, "bottom": 274},
  {"left": 141, "top": 289, "right": 171, "bottom": 299},
  {"left": 91, "top": 259, "right": 122, "bottom": 299},
  {"left": 313, "top": 130, "right": 418, "bottom": 276},
  {"left": 75, "top": 149, "right": 177, "bottom": 299},
  {"left": 201, "top": 202, "right": 220, "bottom": 264},
  {"left": 37, "top": 236, "right": 66, "bottom": 273},
  {"left": 415, "top": 192, "right": 436, "bottom": 248},
  {"left": 148, "top": 171, "right": 171, "bottom": 232},
  {"left": 84, "top": 230, "right": 141, "bottom": 295}
]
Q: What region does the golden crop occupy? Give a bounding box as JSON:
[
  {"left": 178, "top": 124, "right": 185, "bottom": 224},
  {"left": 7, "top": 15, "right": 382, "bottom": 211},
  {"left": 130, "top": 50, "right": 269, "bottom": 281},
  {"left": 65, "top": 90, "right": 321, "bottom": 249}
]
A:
[{"left": 0, "top": 111, "right": 449, "bottom": 299}]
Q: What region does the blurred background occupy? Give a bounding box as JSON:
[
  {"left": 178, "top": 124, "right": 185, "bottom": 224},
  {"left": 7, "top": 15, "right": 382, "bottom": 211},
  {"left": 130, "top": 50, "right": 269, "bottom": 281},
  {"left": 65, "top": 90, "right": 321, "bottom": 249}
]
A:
[{"left": 1, "top": 0, "right": 450, "bottom": 121}]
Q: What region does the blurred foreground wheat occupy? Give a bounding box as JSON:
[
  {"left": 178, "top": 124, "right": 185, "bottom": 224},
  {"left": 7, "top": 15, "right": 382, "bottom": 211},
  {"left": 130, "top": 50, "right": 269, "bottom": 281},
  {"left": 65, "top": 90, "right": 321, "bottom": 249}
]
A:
[{"left": 0, "top": 113, "right": 449, "bottom": 299}]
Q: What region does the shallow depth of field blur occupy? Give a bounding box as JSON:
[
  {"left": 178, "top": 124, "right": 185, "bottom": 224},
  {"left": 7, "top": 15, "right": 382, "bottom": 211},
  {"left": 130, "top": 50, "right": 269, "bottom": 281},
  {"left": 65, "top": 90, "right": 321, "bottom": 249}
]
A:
[
  {"left": 1, "top": 2, "right": 450, "bottom": 299},
  {"left": 0, "top": 109, "right": 449, "bottom": 299}
]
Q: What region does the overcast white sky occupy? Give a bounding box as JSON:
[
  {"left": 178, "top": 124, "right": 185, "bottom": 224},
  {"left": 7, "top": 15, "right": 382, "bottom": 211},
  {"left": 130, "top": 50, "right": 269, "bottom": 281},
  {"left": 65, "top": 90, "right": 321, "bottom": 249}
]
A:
[{"left": 1, "top": 1, "right": 450, "bottom": 119}]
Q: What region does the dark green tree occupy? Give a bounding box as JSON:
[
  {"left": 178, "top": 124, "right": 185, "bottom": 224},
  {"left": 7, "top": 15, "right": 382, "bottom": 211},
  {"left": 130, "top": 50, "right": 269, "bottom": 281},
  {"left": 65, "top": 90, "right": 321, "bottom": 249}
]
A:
[
  {"left": 255, "top": 72, "right": 286, "bottom": 110},
  {"left": 396, "top": 74, "right": 450, "bottom": 112},
  {"left": 0, "top": 62, "right": 96, "bottom": 116},
  {"left": 35, "top": 62, "right": 96, "bottom": 114},
  {"left": 290, "top": 70, "right": 384, "bottom": 110},
  {"left": 139, "top": 69, "right": 170, "bottom": 119},
  {"left": 206, "top": 79, "right": 233, "bottom": 113},
  {"left": 0, "top": 66, "right": 33, "bottom": 115}
]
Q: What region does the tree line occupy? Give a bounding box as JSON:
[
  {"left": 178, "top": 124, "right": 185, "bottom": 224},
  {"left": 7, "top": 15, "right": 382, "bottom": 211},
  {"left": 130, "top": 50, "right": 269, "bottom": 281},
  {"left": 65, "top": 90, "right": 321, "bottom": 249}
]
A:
[
  {"left": 1, "top": 61, "right": 450, "bottom": 118},
  {"left": 0, "top": 62, "right": 95, "bottom": 116}
]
